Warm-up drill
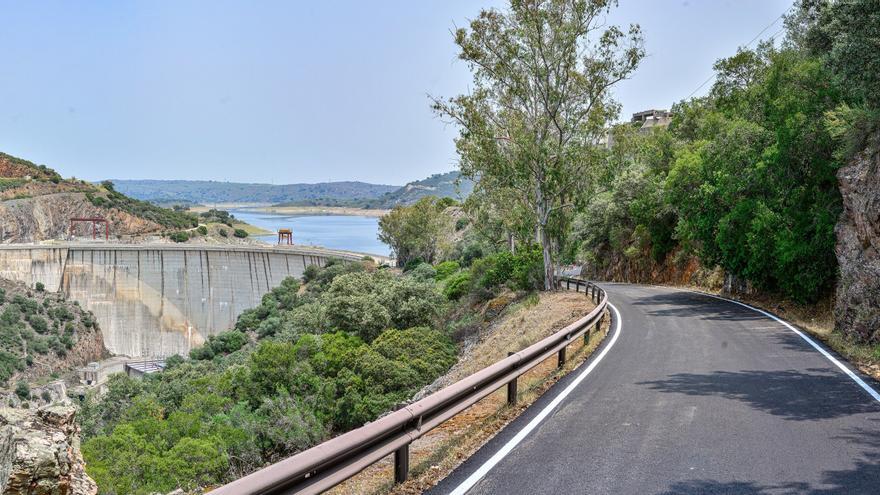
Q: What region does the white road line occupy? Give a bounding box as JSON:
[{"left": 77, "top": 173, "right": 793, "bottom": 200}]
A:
[
  {"left": 690, "top": 290, "right": 880, "bottom": 404},
  {"left": 449, "top": 302, "right": 623, "bottom": 495}
]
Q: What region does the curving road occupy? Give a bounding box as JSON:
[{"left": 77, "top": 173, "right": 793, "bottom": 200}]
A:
[{"left": 430, "top": 283, "right": 880, "bottom": 495}]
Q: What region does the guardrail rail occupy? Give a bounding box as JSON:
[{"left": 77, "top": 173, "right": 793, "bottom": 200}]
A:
[{"left": 210, "top": 277, "right": 608, "bottom": 495}]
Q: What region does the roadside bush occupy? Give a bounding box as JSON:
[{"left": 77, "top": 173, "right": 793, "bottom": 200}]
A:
[
  {"left": 233, "top": 229, "right": 248, "bottom": 238},
  {"left": 35, "top": 282, "right": 45, "bottom": 292},
  {"left": 218, "top": 229, "right": 228, "bottom": 238},
  {"left": 197, "top": 225, "right": 208, "bottom": 235}
]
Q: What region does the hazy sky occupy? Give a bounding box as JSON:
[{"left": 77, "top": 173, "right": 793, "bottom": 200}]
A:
[{"left": 0, "top": 0, "right": 792, "bottom": 185}]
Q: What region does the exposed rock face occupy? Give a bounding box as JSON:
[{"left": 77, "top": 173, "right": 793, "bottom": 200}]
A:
[
  {"left": 0, "top": 192, "right": 161, "bottom": 243},
  {"left": 835, "top": 132, "right": 880, "bottom": 343},
  {"left": 0, "top": 404, "right": 97, "bottom": 495},
  {"left": 580, "top": 248, "right": 725, "bottom": 292}
]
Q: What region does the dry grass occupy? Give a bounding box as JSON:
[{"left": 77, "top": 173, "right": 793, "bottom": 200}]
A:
[{"left": 329, "top": 290, "right": 609, "bottom": 495}]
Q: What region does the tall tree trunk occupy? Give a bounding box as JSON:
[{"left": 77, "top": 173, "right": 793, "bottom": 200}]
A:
[
  {"left": 535, "top": 183, "right": 555, "bottom": 291},
  {"left": 539, "top": 222, "right": 555, "bottom": 291}
]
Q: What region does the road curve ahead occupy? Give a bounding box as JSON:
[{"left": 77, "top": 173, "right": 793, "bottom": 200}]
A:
[{"left": 430, "top": 284, "right": 880, "bottom": 495}]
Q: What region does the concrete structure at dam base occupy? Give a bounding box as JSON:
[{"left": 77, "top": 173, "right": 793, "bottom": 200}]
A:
[{"left": 0, "top": 243, "right": 382, "bottom": 358}]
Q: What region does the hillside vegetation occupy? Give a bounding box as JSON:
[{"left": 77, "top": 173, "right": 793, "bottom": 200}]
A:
[
  {"left": 0, "top": 279, "right": 104, "bottom": 389},
  {"left": 78, "top": 260, "right": 454, "bottom": 493}
]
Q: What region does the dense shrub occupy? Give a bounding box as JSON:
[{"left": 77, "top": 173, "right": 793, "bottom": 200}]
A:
[
  {"left": 407, "top": 263, "right": 436, "bottom": 280},
  {"left": 197, "top": 225, "right": 208, "bottom": 235},
  {"left": 169, "top": 231, "right": 189, "bottom": 243},
  {"left": 443, "top": 270, "right": 472, "bottom": 301},
  {"left": 14, "top": 380, "right": 29, "bottom": 400},
  {"left": 189, "top": 330, "right": 249, "bottom": 360},
  {"left": 434, "top": 260, "right": 460, "bottom": 281},
  {"left": 233, "top": 229, "right": 248, "bottom": 238}
]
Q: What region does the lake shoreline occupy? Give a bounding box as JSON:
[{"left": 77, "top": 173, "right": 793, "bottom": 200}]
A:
[
  {"left": 248, "top": 205, "right": 390, "bottom": 218},
  {"left": 191, "top": 204, "right": 389, "bottom": 218}
]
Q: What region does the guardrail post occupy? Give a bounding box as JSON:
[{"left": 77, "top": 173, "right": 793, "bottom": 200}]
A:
[
  {"left": 558, "top": 346, "right": 566, "bottom": 368},
  {"left": 394, "top": 444, "right": 409, "bottom": 484},
  {"left": 507, "top": 351, "right": 517, "bottom": 406}
]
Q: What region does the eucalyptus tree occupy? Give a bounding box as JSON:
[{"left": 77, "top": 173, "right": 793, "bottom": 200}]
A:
[{"left": 433, "top": 0, "right": 644, "bottom": 289}]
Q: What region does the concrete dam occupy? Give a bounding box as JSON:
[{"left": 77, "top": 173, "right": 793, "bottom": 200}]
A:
[{"left": 0, "top": 244, "right": 377, "bottom": 357}]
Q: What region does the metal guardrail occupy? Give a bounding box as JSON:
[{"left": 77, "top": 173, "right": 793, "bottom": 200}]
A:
[{"left": 209, "top": 277, "right": 607, "bottom": 495}]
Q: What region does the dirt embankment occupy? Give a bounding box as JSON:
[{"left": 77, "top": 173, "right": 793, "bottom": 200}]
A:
[{"left": 0, "top": 192, "right": 161, "bottom": 243}]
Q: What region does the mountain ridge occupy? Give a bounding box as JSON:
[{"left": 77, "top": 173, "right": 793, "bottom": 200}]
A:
[{"left": 111, "top": 171, "right": 474, "bottom": 208}]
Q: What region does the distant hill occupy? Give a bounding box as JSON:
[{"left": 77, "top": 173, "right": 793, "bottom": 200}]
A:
[
  {"left": 112, "top": 172, "right": 474, "bottom": 209},
  {"left": 360, "top": 171, "right": 473, "bottom": 209},
  {"left": 110, "top": 179, "right": 400, "bottom": 205}
]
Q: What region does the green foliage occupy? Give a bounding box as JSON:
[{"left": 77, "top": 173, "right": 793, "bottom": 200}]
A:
[
  {"left": 197, "top": 225, "right": 208, "bottom": 235},
  {"left": 14, "top": 380, "right": 29, "bottom": 400},
  {"left": 574, "top": 30, "right": 845, "bottom": 304},
  {"left": 0, "top": 285, "right": 95, "bottom": 384},
  {"left": 80, "top": 262, "right": 457, "bottom": 492},
  {"left": 189, "top": 330, "right": 249, "bottom": 361},
  {"left": 199, "top": 209, "right": 236, "bottom": 227},
  {"left": 34, "top": 282, "right": 44, "bottom": 292},
  {"left": 434, "top": 261, "right": 460, "bottom": 281},
  {"left": 218, "top": 228, "right": 228, "bottom": 238},
  {"left": 233, "top": 228, "right": 248, "bottom": 238},
  {"left": 378, "top": 197, "right": 451, "bottom": 267},
  {"left": 407, "top": 263, "right": 436, "bottom": 280},
  {"left": 433, "top": 0, "right": 644, "bottom": 290},
  {"left": 443, "top": 270, "right": 472, "bottom": 301},
  {"left": 470, "top": 247, "right": 544, "bottom": 292},
  {"left": 89, "top": 181, "right": 198, "bottom": 230},
  {"left": 169, "top": 231, "right": 190, "bottom": 243}
]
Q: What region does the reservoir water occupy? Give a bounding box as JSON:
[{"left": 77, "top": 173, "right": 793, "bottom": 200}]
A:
[{"left": 230, "top": 209, "right": 389, "bottom": 256}]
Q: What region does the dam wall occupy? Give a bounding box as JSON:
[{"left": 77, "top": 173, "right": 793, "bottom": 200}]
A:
[{"left": 0, "top": 244, "right": 375, "bottom": 357}]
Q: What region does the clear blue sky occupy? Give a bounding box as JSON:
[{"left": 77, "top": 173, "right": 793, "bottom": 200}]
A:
[{"left": 0, "top": 0, "right": 792, "bottom": 186}]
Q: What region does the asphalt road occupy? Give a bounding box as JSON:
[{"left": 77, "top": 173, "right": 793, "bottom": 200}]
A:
[{"left": 429, "top": 284, "right": 880, "bottom": 495}]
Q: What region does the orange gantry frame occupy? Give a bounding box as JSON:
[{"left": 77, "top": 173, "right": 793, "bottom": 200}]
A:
[{"left": 278, "top": 228, "right": 293, "bottom": 245}]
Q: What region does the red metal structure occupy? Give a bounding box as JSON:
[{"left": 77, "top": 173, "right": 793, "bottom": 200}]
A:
[
  {"left": 278, "top": 228, "right": 293, "bottom": 245},
  {"left": 69, "top": 217, "right": 109, "bottom": 240}
]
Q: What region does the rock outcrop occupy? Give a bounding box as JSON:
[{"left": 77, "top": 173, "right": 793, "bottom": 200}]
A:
[
  {"left": 0, "top": 192, "right": 161, "bottom": 243},
  {"left": 0, "top": 404, "right": 97, "bottom": 495},
  {"left": 835, "top": 132, "right": 880, "bottom": 343}
]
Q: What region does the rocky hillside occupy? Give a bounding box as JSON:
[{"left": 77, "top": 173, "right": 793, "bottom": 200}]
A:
[
  {"left": 0, "top": 404, "right": 97, "bottom": 495},
  {"left": 0, "top": 278, "right": 106, "bottom": 388},
  {"left": 835, "top": 131, "right": 880, "bottom": 344},
  {"left": 0, "top": 152, "right": 196, "bottom": 242}
]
